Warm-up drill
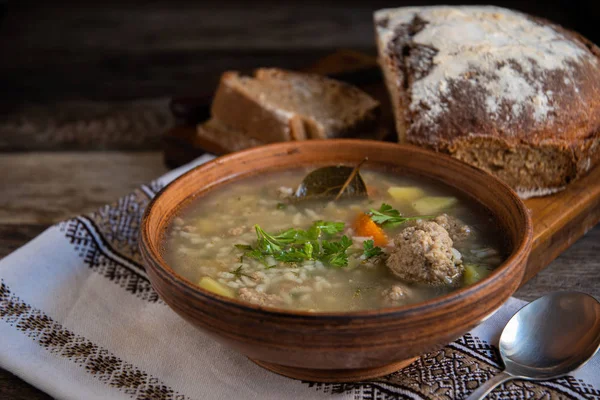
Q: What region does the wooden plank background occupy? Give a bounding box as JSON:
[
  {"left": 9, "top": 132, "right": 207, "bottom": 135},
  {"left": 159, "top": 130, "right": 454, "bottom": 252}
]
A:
[{"left": 1, "top": 1, "right": 599, "bottom": 398}]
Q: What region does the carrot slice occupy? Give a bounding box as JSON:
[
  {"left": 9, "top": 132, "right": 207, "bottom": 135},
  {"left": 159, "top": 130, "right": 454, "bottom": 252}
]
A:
[{"left": 353, "top": 213, "right": 388, "bottom": 246}]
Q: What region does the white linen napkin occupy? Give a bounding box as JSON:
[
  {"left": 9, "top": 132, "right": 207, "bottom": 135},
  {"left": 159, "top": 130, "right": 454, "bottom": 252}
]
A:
[{"left": 1, "top": 154, "right": 599, "bottom": 400}]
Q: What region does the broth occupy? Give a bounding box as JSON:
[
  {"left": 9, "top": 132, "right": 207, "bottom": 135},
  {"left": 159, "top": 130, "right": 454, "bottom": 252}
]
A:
[{"left": 162, "top": 167, "right": 505, "bottom": 312}]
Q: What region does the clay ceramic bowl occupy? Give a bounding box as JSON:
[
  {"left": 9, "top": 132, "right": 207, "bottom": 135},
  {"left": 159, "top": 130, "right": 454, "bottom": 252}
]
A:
[{"left": 140, "top": 140, "right": 532, "bottom": 382}]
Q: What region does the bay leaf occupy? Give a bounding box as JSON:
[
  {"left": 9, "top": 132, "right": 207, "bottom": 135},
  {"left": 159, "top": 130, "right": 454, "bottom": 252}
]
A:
[{"left": 294, "top": 165, "right": 368, "bottom": 200}]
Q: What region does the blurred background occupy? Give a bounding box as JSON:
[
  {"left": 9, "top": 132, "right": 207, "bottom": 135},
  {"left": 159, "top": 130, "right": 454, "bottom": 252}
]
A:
[{"left": 1, "top": 0, "right": 599, "bottom": 106}]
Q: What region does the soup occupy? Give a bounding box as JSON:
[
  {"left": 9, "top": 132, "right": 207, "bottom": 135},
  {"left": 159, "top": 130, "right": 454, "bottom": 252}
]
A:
[{"left": 162, "top": 167, "right": 505, "bottom": 312}]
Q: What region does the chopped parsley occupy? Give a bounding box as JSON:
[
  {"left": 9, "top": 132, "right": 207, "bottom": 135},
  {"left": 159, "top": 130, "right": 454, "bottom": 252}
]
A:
[
  {"left": 235, "top": 220, "right": 352, "bottom": 268},
  {"left": 230, "top": 265, "right": 253, "bottom": 279},
  {"left": 311, "top": 221, "right": 345, "bottom": 235},
  {"left": 369, "top": 203, "right": 431, "bottom": 228},
  {"left": 362, "top": 239, "right": 383, "bottom": 259},
  {"left": 321, "top": 235, "right": 353, "bottom": 268}
]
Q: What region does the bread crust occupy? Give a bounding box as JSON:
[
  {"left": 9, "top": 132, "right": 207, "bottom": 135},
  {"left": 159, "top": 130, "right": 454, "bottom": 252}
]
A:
[
  {"left": 376, "top": 31, "right": 407, "bottom": 143},
  {"left": 211, "top": 71, "right": 303, "bottom": 142},
  {"left": 375, "top": 6, "right": 600, "bottom": 197},
  {"left": 254, "top": 68, "right": 380, "bottom": 139},
  {"left": 211, "top": 68, "right": 380, "bottom": 143},
  {"left": 196, "top": 118, "right": 264, "bottom": 153}
]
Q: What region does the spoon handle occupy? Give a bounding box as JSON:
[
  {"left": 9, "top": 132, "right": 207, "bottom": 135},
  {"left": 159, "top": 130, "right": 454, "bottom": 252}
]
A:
[{"left": 464, "top": 371, "right": 514, "bottom": 400}]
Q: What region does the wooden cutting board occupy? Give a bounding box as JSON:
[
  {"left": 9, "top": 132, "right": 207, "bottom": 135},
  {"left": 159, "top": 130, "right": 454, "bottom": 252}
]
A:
[{"left": 163, "top": 50, "right": 600, "bottom": 284}]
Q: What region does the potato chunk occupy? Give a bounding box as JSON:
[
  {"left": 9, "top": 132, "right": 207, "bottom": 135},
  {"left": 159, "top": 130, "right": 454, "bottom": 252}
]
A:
[
  {"left": 412, "top": 196, "right": 458, "bottom": 215},
  {"left": 198, "top": 277, "right": 235, "bottom": 298},
  {"left": 387, "top": 186, "right": 425, "bottom": 202}
]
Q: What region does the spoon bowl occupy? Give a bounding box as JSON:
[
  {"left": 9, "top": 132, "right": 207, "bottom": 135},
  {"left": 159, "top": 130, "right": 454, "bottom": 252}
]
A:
[
  {"left": 502, "top": 291, "right": 600, "bottom": 378},
  {"left": 467, "top": 291, "right": 600, "bottom": 399}
]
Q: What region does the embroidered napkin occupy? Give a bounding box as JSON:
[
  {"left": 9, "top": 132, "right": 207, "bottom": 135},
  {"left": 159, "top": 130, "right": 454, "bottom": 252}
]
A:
[{"left": 1, "top": 154, "right": 599, "bottom": 400}]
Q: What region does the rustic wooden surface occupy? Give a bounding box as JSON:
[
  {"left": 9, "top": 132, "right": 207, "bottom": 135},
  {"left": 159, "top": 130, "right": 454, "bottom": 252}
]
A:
[{"left": 1, "top": 1, "right": 599, "bottom": 398}]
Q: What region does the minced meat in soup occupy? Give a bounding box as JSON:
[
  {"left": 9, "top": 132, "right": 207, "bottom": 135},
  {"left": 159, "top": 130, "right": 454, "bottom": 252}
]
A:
[{"left": 163, "top": 168, "right": 504, "bottom": 312}]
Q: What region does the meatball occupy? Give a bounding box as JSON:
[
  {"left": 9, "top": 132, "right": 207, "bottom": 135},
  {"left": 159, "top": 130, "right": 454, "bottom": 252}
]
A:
[
  {"left": 238, "top": 288, "right": 283, "bottom": 307},
  {"left": 381, "top": 285, "right": 411, "bottom": 306},
  {"left": 386, "top": 221, "right": 463, "bottom": 285},
  {"left": 434, "top": 214, "right": 472, "bottom": 242}
]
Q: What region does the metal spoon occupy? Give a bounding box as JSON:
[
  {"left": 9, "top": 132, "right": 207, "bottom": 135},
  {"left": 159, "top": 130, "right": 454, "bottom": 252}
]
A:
[{"left": 466, "top": 291, "right": 600, "bottom": 400}]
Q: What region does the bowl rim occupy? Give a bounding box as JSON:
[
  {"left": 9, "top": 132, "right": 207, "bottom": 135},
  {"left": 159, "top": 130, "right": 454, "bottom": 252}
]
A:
[{"left": 140, "top": 139, "right": 533, "bottom": 320}]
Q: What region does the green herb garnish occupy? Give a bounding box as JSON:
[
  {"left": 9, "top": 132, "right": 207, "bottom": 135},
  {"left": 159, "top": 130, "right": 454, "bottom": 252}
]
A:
[
  {"left": 276, "top": 202, "right": 287, "bottom": 210},
  {"left": 234, "top": 220, "right": 354, "bottom": 268},
  {"left": 368, "top": 203, "right": 431, "bottom": 228},
  {"left": 362, "top": 239, "right": 383, "bottom": 259},
  {"left": 321, "top": 235, "right": 352, "bottom": 268},
  {"left": 303, "top": 242, "right": 314, "bottom": 259},
  {"left": 230, "top": 265, "right": 254, "bottom": 279},
  {"left": 311, "top": 221, "right": 345, "bottom": 235}
]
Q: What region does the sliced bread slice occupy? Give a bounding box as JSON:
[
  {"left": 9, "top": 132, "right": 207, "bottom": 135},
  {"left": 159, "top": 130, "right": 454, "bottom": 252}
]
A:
[
  {"left": 210, "top": 68, "right": 380, "bottom": 143},
  {"left": 196, "top": 118, "right": 264, "bottom": 154}
]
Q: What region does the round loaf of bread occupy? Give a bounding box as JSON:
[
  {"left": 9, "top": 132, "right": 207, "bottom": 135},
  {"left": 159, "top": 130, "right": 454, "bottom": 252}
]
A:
[{"left": 374, "top": 6, "right": 600, "bottom": 198}]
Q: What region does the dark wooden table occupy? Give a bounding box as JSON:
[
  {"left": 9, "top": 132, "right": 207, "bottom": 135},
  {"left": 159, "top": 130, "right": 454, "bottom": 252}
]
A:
[{"left": 1, "top": 1, "right": 599, "bottom": 398}]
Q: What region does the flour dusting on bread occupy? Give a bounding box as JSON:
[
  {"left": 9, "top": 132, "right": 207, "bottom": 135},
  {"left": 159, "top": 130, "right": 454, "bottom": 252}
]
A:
[
  {"left": 376, "top": 6, "right": 593, "bottom": 133},
  {"left": 375, "top": 5, "right": 600, "bottom": 198},
  {"left": 516, "top": 186, "right": 566, "bottom": 199}
]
